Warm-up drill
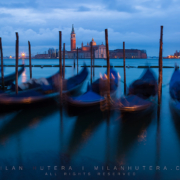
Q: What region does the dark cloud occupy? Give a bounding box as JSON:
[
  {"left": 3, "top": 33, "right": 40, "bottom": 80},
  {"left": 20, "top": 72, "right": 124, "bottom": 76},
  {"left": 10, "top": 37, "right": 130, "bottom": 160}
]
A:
[
  {"left": 77, "top": 6, "right": 91, "bottom": 12},
  {"left": 0, "top": 0, "right": 180, "bottom": 56},
  {"left": 102, "top": 0, "right": 138, "bottom": 13}
]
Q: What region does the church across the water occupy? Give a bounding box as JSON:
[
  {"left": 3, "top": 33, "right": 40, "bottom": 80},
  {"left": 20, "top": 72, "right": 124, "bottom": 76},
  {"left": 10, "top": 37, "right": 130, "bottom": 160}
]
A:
[
  {"left": 67, "top": 25, "right": 147, "bottom": 59},
  {"left": 68, "top": 25, "right": 107, "bottom": 59}
]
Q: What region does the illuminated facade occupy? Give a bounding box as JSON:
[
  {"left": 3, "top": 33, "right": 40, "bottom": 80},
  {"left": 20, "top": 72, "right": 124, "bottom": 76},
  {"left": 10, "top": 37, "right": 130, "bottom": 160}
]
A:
[
  {"left": 174, "top": 50, "right": 180, "bottom": 58},
  {"left": 165, "top": 50, "right": 180, "bottom": 59},
  {"left": 34, "top": 25, "right": 147, "bottom": 59},
  {"left": 68, "top": 25, "right": 147, "bottom": 59},
  {"left": 68, "top": 25, "right": 106, "bottom": 58}
]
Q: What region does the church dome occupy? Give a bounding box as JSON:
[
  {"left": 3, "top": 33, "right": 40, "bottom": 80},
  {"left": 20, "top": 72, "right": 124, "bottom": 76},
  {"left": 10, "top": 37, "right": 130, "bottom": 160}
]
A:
[{"left": 91, "top": 38, "right": 96, "bottom": 46}]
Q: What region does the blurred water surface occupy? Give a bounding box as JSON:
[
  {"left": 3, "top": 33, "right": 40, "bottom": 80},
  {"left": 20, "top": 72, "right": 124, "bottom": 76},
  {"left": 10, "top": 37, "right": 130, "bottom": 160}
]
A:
[{"left": 0, "top": 58, "right": 179, "bottom": 180}]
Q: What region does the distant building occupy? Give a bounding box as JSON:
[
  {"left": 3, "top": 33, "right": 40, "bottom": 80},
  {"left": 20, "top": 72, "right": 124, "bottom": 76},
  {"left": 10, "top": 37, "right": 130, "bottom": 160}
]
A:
[
  {"left": 34, "top": 25, "right": 147, "bottom": 59},
  {"left": 165, "top": 50, "right": 180, "bottom": 59},
  {"left": 67, "top": 25, "right": 147, "bottom": 59},
  {"left": 174, "top": 50, "right": 180, "bottom": 57},
  {"left": 67, "top": 25, "right": 107, "bottom": 59},
  {"left": 109, "top": 49, "right": 147, "bottom": 59},
  {"left": 48, "top": 48, "right": 58, "bottom": 58},
  {"left": 35, "top": 54, "right": 49, "bottom": 59}
]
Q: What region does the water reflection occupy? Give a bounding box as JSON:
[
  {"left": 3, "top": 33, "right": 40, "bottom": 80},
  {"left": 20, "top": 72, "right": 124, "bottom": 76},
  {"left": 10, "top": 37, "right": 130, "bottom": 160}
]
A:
[
  {"left": 1, "top": 59, "right": 180, "bottom": 179},
  {"left": 21, "top": 68, "right": 27, "bottom": 83},
  {"left": 115, "top": 110, "right": 154, "bottom": 162},
  {"left": 21, "top": 58, "right": 25, "bottom": 65},
  {"left": 0, "top": 104, "right": 58, "bottom": 146},
  {"left": 155, "top": 113, "right": 161, "bottom": 180},
  {"left": 105, "top": 113, "right": 110, "bottom": 165},
  {"left": 170, "top": 101, "right": 180, "bottom": 140},
  {"left": 65, "top": 109, "right": 105, "bottom": 156}
]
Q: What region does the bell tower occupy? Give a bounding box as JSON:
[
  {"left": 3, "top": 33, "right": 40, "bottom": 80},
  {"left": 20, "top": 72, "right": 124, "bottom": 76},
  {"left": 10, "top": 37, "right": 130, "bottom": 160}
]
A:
[{"left": 70, "top": 24, "right": 76, "bottom": 51}]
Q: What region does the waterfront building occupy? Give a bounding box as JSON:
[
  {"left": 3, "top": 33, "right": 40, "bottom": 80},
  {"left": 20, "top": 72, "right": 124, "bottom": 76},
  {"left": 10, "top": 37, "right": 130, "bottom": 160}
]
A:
[
  {"left": 174, "top": 50, "right": 180, "bottom": 57},
  {"left": 34, "top": 25, "right": 147, "bottom": 59},
  {"left": 67, "top": 25, "right": 147, "bottom": 59},
  {"left": 165, "top": 50, "right": 180, "bottom": 59},
  {"left": 67, "top": 25, "right": 107, "bottom": 59},
  {"left": 109, "top": 49, "right": 147, "bottom": 59},
  {"left": 35, "top": 54, "right": 49, "bottom": 59},
  {"left": 47, "top": 48, "right": 58, "bottom": 58}
]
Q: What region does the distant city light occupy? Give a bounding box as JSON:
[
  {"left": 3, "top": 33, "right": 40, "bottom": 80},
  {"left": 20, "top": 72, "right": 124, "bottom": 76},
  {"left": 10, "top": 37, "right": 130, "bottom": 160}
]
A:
[
  {"left": 21, "top": 53, "right": 25, "bottom": 57},
  {"left": 9, "top": 56, "right": 12, "bottom": 58}
]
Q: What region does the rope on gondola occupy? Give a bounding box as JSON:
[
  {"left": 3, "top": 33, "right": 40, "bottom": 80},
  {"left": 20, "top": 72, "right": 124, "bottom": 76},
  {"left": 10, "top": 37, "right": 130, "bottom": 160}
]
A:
[{"left": 100, "top": 95, "right": 122, "bottom": 111}]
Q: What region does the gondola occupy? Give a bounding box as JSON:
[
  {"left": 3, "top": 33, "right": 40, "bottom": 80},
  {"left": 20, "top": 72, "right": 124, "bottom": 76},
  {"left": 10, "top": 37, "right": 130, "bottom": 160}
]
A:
[
  {"left": 10, "top": 67, "right": 63, "bottom": 92},
  {"left": 169, "top": 66, "right": 180, "bottom": 116},
  {"left": 118, "top": 67, "right": 157, "bottom": 116},
  {"left": 65, "top": 68, "right": 119, "bottom": 115},
  {"left": 0, "top": 65, "right": 25, "bottom": 87},
  {"left": 0, "top": 65, "right": 88, "bottom": 112}
]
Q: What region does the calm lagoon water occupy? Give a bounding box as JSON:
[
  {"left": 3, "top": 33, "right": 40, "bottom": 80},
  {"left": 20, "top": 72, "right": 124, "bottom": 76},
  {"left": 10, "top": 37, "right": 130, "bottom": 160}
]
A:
[{"left": 0, "top": 58, "right": 180, "bottom": 180}]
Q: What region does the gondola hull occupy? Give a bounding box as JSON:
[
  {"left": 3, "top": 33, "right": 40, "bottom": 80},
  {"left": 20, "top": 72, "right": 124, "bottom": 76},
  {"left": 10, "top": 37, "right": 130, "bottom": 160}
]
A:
[
  {"left": 118, "top": 68, "right": 157, "bottom": 119},
  {"left": 119, "top": 97, "right": 156, "bottom": 120},
  {"left": 0, "top": 82, "right": 85, "bottom": 113},
  {"left": 0, "top": 93, "right": 58, "bottom": 113},
  {"left": 0, "top": 66, "right": 88, "bottom": 113},
  {"left": 169, "top": 67, "right": 180, "bottom": 117},
  {"left": 66, "top": 90, "right": 117, "bottom": 116},
  {"left": 65, "top": 68, "right": 119, "bottom": 116}
]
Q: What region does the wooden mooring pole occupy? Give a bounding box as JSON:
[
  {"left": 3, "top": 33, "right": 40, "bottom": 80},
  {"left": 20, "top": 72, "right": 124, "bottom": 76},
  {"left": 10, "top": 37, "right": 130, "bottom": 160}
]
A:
[
  {"left": 63, "top": 43, "right": 65, "bottom": 79},
  {"left": 0, "top": 38, "right": 4, "bottom": 90},
  {"left": 59, "top": 31, "right": 62, "bottom": 104},
  {"left": 15, "top": 32, "right": 19, "bottom": 94},
  {"left": 158, "top": 26, "right": 163, "bottom": 119},
  {"left": 77, "top": 47, "right": 78, "bottom": 74},
  {"left": 105, "top": 29, "right": 110, "bottom": 109},
  {"left": 74, "top": 58, "right": 75, "bottom": 69},
  {"left": 91, "top": 42, "right": 93, "bottom": 84},
  {"left": 123, "top": 42, "right": 126, "bottom": 95},
  {"left": 93, "top": 48, "right": 95, "bottom": 77},
  {"left": 28, "top": 41, "right": 32, "bottom": 79},
  {"left": 59, "top": 31, "right": 62, "bottom": 78}
]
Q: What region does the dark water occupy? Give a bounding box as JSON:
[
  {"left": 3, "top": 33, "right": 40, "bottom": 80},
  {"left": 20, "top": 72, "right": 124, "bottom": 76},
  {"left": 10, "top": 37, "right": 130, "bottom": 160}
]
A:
[{"left": 0, "top": 58, "right": 180, "bottom": 180}]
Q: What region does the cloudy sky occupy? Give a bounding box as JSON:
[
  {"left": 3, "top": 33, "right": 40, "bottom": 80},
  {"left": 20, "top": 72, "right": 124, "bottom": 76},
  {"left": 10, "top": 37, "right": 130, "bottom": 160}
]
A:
[{"left": 0, "top": 0, "right": 180, "bottom": 56}]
